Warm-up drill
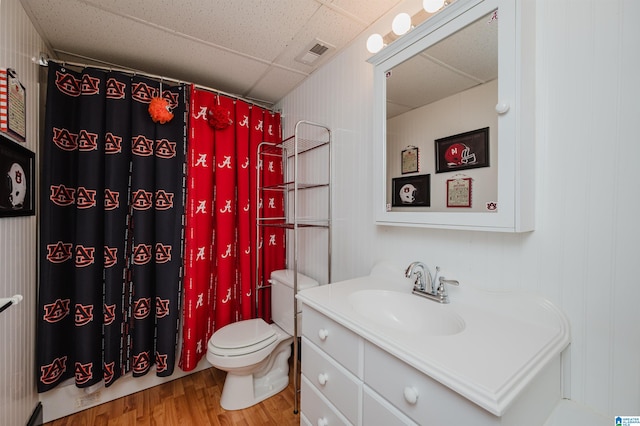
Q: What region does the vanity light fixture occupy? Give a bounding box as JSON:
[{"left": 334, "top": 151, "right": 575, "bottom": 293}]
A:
[
  {"left": 392, "top": 12, "right": 412, "bottom": 36},
  {"left": 366, "top": 33, "right": 385, "bottom": 54},
  {"left": 423, "top": 0, "right": 446, "bottom": 13}
]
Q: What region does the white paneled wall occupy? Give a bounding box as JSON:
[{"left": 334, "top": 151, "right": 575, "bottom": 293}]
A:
[
  {"left": 278, "top": 0, "right": 640, "bottom": 419},
  {"left": 0, "top": 0, "right": 46, "bottom": 424}
]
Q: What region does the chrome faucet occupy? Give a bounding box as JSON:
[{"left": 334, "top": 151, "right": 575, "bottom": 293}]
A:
[{"left": 405, "top": 262, "right": 459, "bottom": 304}]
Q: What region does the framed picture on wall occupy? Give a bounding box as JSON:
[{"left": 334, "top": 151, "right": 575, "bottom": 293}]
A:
[
  {"left": 392, "top": 174, "right": 430, "bottom": 207},
  {"left": 446, "top": 177, "right": 472, "bottom": 208},
  {"left": 401, "top": 146, "right": 419, "bottom": 174},
  {"left": 435, "top": 127, "right": 489, "bottom": 173},
  {"left": 0, "top": 134, "right": 34, "bottom": 217}
]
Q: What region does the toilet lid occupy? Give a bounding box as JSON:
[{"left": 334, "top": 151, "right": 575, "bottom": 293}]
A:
[{"left": 210, "top": 318, "right": 276, "bottom": 350}]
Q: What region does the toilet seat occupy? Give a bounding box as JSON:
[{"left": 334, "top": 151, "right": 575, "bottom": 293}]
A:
[{"left": 208, "top": 318, "right": 278, "bottom": 357}]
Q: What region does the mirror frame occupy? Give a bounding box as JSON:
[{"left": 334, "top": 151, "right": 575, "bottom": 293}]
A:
[{"left": 368, "top": 0, "right": 535, "bottom": 232}]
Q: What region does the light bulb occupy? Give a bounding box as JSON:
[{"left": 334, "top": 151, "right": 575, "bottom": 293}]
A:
[
  {"left": 423, "top": 0, "right": 445, "bottom": 13},
  {"left": 392, "top": 13, "right": 412, "bottom": 36},
  {"left": 366, "top": 33, "right": 384, "bottom": 53}
]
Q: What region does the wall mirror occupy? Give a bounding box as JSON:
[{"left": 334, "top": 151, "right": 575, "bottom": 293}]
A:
[{"left": 369, "top": 0, "right": 535, "bottom": 232}]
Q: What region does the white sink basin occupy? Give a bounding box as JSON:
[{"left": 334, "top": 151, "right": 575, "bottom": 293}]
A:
[{"left": 348, "top": 289, "right": 465, "bottom": 336}]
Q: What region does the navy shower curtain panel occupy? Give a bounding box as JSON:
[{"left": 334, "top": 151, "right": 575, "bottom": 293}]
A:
[{"left": 37, "top": 62, "right": 186, "bottom": 392}]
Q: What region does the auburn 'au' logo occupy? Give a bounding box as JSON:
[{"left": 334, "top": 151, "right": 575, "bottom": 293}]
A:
[
  {"left": 132, "top": 190, "right": 153, "bottom": 210},
  {"left": 76, "top": 187, "right": 97, "bottom": 209},
  {"left": 131, "top": 82, "right": 156, "bottom": 104},
  {"left": 133, "top": 244, "right": 153, "bottom": 265},
  {"left": 40, "top": 356, "right": 67, "bottom": 385},
  {"left": 75, "top": 245, "right": 95, "bottom": 268},
  {"left": 104, "top": 246, "right": 118, "bottom": 268},
  {"left": 43, "top": 298, "right": 71, "bottom": 323},
  {"left": 55, "top": 71, "right": 81, "bottom": 97},
  {"left": 155, "top": 352, "right": 168, "bottom": 373},
  {"left": 132, "top": 135, "right": 154, "bottom": 156},
  {"left": 133, "top": 297, "right": 152, "bottom": 320},
  {"left": 104, "top": 132, "right": 122, "bottom": 154},
  {"left": 75, "top": 361, "right": 93, "bottom": 385},
  {"left": 155, "top": 139, "right": 176, "bottom": 159},
  {"left": 50, "top": 184, "right": 75, "bottom": 206},
  {"left": 105, "top": 78, "right": 126, "bottom": 100},
  {"left": 104, "top": 189, "right": 120, "bottom": 210},
  {"left": 155, "top": 190, "right": 174, "bottom": 210},
  {"left": 52, "top": 128, "right": 78, "bottom": 151},
  {"left": 47, "top": 241, "right": 73, "bottom": 263},
  {"left": 80, "top": 74, "right": 100, "bottom": 96},
  {"left": 75, "top": 304, "right": 94, "bottom": 326},
  {"left": 103, "top": 361, "right": 115, "bottom": 385},
  {"left": 104, "top": 303, "right": 116, "bottom": 326},
  {"left": 155, "top": 243, "right": 172, "bottom": 264},
  {"left": 156, "top": 297, "right": 170, "bottom": 318},
  {"left": 77, "top": 130, "right": 98, "bottom": 152},
  {"left": 133, "top": 351, "right": 151, "bottom": 375}
]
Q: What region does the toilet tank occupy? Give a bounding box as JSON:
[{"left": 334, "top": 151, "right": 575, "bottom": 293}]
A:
[{"left": 270, "top": 269, "right": 319, "bottom": 335}]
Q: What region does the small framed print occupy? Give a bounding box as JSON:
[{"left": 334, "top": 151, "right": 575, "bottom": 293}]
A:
[
  {"left": 392, "top": 174, "right": 430, "bottom": 207},
  {"left": 435, "top": 127, "right": 489, "bottom": 173},
  {"left": 0, "top": 134, "right": 34, "bottom": 216},
  {"left": 447, "top": 177, "right": 472, "bottom": 208},
  {"left": 401, "top": 146, "right": 419, "bottom": 174}
]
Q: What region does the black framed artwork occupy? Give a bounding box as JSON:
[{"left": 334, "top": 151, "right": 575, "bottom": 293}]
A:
[
  {"left": 435, "top": 127, "right": 489, "bottom": 173},
  {"left": 392, "top": 174, "right": 430, "bottom": 207},
  {"left": 0, "top": 134, "right": 34, "bottom": 217}
]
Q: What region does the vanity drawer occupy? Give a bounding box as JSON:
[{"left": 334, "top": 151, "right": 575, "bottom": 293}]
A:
[
  {"left": 302, "top": 305, "right": 363, "bottom": 377},
  {"left": 363, "top": 385, "right": 418, "bottom": 426},
  {"left": 302, "top": 337, "right": 361, "bottom": 424},
  {"left": 364, "top": 342, "right": 496, "bottom": 425},
  {"left": 301, "top": 375, "right": 352, "bottom": 426}
]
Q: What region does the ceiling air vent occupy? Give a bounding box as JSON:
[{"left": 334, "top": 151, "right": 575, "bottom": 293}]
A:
[{"left": 295, "top": 38, "right": 335, "bottom": 65}]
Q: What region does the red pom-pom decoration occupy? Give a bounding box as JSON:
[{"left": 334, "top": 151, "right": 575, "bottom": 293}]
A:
[
  {"left": 207, "top": 104, "right": 232, "bottom": 130},
  {"left": 148, "top": 97, "right": 174, "bottom": 124}
]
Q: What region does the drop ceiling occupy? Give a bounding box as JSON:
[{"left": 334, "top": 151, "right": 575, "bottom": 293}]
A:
[{"left": 20, "top": 0, "right": 404, "bottom": 106}]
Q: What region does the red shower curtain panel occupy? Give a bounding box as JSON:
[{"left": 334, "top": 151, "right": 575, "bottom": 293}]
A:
[{"left": 180, "top": 86, "right": 285, "bottom": 371}]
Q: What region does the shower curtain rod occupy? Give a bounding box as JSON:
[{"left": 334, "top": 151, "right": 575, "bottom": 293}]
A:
[{"left": 36, "top": 52, "right": 276, "bottom": 111}]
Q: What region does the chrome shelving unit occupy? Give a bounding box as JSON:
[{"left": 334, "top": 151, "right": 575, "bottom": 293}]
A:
[{"left": 255, "top": 120, "right": 331, "bottom": 414}]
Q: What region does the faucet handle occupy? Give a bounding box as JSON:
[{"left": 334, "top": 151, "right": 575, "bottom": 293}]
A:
[{"left": 437, "top": 276, "right": 460, "bottom": 301}]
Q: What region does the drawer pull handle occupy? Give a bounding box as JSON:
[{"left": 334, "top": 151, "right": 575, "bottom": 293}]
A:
[
  {"left": 317, "top": 417, "right": 328, "bottom": 426},
  {"left": 403, "top": 386, "right": 419, "bottom": 405},
  {"left": 317, "top": 373, "right": 329, "bottom": 386},
  {"left": 318, "top": 328, "right": 329, "bottom": 340}
]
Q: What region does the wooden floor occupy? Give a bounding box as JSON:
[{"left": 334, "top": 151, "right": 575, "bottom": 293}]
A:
[{"left": 43, "top": 366, "right": 300, "bottom": 426}]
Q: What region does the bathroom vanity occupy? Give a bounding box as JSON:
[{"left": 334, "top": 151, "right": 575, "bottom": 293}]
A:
[{"left": 296, "top": 263, "right": 570, "bottom": 425}]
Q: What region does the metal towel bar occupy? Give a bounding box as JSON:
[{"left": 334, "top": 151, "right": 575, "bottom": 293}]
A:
[{"left": 0, "top": 294, "right": 23, "bottom": 314}]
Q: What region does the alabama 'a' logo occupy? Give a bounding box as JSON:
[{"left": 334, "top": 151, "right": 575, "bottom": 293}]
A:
[
  {"left": 156, "top": 297, "right": 170, "bottom": 318},
  {"left": 105, "top": 132, "right": 122, "bottom": 154},
  {"left": 55, "top": 71, "right": 81, "bottom": 97},
  {"left": 52, "top": 128, "right": 78, "bottom": 151},
  {"left": 133, "top": 297, "right": 152, "bottom": 319},
  {"left": 75, "top": 245, "right": 95, "bottom": 268},
  {"left": 47, "top": 241, "right": 73, "bottom": 263},
  {"left": 50, "top": 184, "right": 75, "bottom": 206},
  {"left": 43, "top": 298, "right": 71, "bottom": 323},
  {"left": 103, "top": 361, "right": 115, "bottom": 385},
  {"left": 106, "top": 78, "right": 126, "bottom": 99},
  {"left": 75, "top": 304, "right": 94, "bottom": 326},
  {"left": 40, "top": 356, "right": 67, "bottom": 385},
  {"left": 155, "top": 243, "right": 172, "bottom": 263},
  {"left": 132, "top": 135, "right": 154, "bottom": 156},
  {"left": 76, "top": 187, "right": 97, "bottom": 209},
  {"left": 132, "top": 190, "right": 153, "bottom": 210},
  {"left": 104, "top": 303, "right": 116, "bottom": 325},
  {"left": 155, "top": 352, "right": 168, "bottom": 373},
  {"left": 131, "top": 82, "right": 156, "bottom": 104},
  {"left": 77, "top": 130, "right": 98, "bottom": 152},
  {"left": 104, "top": 246, "right": 118, "bottom": 268},
  {"left": 133, "top": 244, "right": 153, "bottom": 265},
  {"left": 155, "top": 190, "right": 174, "bottom": 210},
  {"left": 155, "top": 139, "right": 176, "bottom": 159},
  {"left": 133, "top": 351, "right": 151, "bottom": 375},
  {"left": 75, "top": 361, "right": 93, "bottom": 385},
  {"left": 104, "top": 189, "right": 120, "bottom": 210}
]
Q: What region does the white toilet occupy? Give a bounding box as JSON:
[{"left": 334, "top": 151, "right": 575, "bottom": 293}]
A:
[{"left": 206, "top": 269, "right": 319, "bottom": 410}]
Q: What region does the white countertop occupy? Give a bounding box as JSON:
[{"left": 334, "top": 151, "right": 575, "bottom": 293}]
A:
[{"left": 296, "top": 262, "right": 571, "bottom": 416}]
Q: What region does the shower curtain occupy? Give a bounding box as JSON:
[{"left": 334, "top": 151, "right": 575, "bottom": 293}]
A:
[
  {"left": 179, "top": 86, "right": 285, "bottom": 371},
  {"left": 37, "top": 63, "right": 186, "bottom": 392}
]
